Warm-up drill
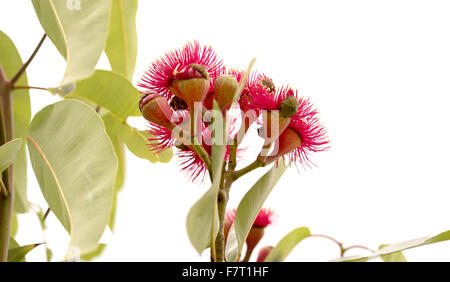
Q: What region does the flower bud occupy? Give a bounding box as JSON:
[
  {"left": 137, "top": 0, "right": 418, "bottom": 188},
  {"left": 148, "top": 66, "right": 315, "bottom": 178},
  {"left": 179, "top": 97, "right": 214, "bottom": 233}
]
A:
[
  {"left": 169, "top": 63, "right": 210, "bottom": 108},
  {"left": 256, "top": 246, "right": 273, "bottom": 262},
  {"left": 246, "top": 226, "right": 265, "bottom": 252},
  {"left": 214, "top": 75, "right": 238, "bottom": 110},
  {"left": 264, "top": 127, "right": 302, "bottom": 164},
  {"left": 139, "top": 93, "right": 175, "bottom": 129}
]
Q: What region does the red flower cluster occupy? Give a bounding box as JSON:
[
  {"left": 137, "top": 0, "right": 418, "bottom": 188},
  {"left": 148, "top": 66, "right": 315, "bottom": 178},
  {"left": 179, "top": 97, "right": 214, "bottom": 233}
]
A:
[{"left": 138, "top": 41, "right": 329, "bottom": 181}]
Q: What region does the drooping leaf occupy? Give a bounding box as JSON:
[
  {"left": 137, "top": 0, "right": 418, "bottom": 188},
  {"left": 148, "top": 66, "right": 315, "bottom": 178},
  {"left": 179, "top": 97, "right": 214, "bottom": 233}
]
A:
[
  {"left": 65, "top": 70, "right": 141, "bottom": 119},
  {"left": 27, "top": 99, "right": 117, "bottom": 256},
  {"left": 8, "top": 242, "right": 42, "bottom": 262},
  {"left": 264, "top": 227, "right": 311, "bottom": 262},
  {"left": 31, "top": 0, "right": 112, "bottom": 85},
  {"left": 379, "top": 244, "right": 407, "bottom": 262},
  {"left": 0, "top": 139, "right": 22, "bottom": 173},
  {"left": 105, "top": 0, "right": 138, "bottom": 80},
  {"left": 0, "top": 30, "right": 31, "bottom": 213},
  {"left": 102, "top": 113, "right": 172, "bottom": 164},
  {"left": 186, "top": 102, "right": 225, "bottom": 255},
  {"left": 226, "top": 160, "right": 287, "bottom": 262},
  {"left": 333, "top": 230, "right": 450, "bottom": 262}
]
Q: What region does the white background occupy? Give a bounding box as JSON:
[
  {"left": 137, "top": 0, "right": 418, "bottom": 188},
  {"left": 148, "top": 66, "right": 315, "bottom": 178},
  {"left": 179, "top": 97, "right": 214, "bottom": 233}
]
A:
[{"left": 1, "top": 0, "right": 450, "bottom": 261}]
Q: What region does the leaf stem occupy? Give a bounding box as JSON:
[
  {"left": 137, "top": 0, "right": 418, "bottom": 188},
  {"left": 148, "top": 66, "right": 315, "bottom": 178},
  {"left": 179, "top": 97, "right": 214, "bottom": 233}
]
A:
[
  {"left": 10, "top": 34, "right": 46, "bottom": 85},
  {"left": 309, "top": 234, "right": 375, "bottom": 257},
  {"left": 13, "top": 85, "right": 49, "bottom": 91}
]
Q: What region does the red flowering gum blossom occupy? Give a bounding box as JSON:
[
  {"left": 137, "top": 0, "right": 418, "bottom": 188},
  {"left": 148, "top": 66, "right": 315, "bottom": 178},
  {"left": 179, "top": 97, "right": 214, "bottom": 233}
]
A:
[
  {"left": 138, "top": 40, "right": 224, "bottom": 102},
  {"left": 265, "top": 97, "right": 329, "bottom": 166},
  {"left": 139, "top": 93, "right": 175, "bottom": 130}
]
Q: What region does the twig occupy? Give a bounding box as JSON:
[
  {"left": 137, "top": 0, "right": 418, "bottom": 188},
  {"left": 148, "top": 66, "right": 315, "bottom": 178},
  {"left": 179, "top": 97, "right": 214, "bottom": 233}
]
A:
[{"left": 10, "top": 34, "right": 46, "bottom": 85}]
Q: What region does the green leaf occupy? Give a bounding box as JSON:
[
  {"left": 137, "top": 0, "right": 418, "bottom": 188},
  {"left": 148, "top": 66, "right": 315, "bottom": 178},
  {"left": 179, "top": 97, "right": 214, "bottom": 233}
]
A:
[
  {"left": 8, "top": 242, "right": 42, "bottom": 262},
  {"left": 80, "top": 243, "right": 106, "bottom": 261},
  {"left": 102, "top": 113, "right": 172, "bottom": 164},
  {"left": 0, "top": 139, "right": 22, "bottom": 173},
  {"left": 102, "top": 114, "right": 126, "bottom": 231},
  {"left": 186, "top": 102, "right": 225, "bottom": 255},
  {"left": 379, "top": 244, "right": 407, "bottom": 262},
  {"left": 65, "top": 70, "right": 141, "bottom": 119},
  {"left": 0, "top": 30, "right": 31, "bottom": 213},
  {"left": 105, "top": 0, "right": 138, "bottom": 80},
  {"left": 31, "top": 0, "right": 112, "bottom": 85},
  {"left": 11, "top": 212, "right": 19, "bottom": 237},
  {"left": 333, "top": 230, "right": 450, "bottom": 262},
  {"left": 264, "top": 227, "right": 311, "bottom": 262},
  {"left": 226, "top": 160, "right": 287, "bottom": 262},
  {"left": 27, "top": 99, "right": 117, "bottom": 256}
]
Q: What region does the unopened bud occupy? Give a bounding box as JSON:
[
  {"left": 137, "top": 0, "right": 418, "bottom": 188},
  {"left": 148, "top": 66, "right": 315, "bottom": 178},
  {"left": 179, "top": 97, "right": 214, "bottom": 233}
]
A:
[
  {"left": 214, "top": 75, "right": 238, "bottom": 110},
  {"left": 256, "top": 246, "right": 273, "bottom": 262},
  {"left": 264, "top": 127, "right": 302, "bottom": 164},
  {"left": 246, "top": 226, "right": 265, "bottom": 252},
  {"left": 140, "top": 93, "right": 174, "bottom": 129},
  {"left": 170, "top": 63, "right": 210, "bottom": 107}
]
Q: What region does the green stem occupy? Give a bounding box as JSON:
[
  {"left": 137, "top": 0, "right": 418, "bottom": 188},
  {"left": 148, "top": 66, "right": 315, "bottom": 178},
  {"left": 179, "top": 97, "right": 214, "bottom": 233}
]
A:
[
  {"left": 189, "top": 108, "right": 211, "bottom": 174},
  {"left": 231, "top": 159, "right": 264, "bottom": 181},
  {"left": 10, "top": 34, "right": 46, "bottom": 85},
  {"left": 214, "top": 188, "right": 228, "bottom": 262},
  {"left": 228, "top": 138, "right": 238, "bottom": 172},
  {"left": 13, "top": 85, "right": 49, "bottom": 91},
  {"left": 0, "top": 66, "right": 14, "bottom": 262}
]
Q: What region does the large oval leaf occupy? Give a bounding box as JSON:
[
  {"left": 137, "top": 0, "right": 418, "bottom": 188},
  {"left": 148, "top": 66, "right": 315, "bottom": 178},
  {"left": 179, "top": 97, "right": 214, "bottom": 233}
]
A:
[
  {"left": 105, "top": 0, "right": 138, "bottom": 80},
  {"left": 226, "top": 160, "right": 287, "bottom": 262},
  {"left": 0, "top": 31, "right": 31, "bottom": 213},
  {"left": 264, "top": 227, "right": 311, "bottom": 262},
  {"left": 32, "top": 0, "right": 112, "bottom": 85},
  {"left": 65, "top": 70, "right": 141, "bottom": 119},
  {"left": 27, "top": 99, "right": 117, "bottom": 256},
  {"left": 0, "top": 139, "right": 22, "bottom": 174}
]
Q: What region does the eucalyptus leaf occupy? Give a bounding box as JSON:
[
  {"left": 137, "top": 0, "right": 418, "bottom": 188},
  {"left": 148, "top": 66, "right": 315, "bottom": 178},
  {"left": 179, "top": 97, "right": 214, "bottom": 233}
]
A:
[
  {"left": 102, "top": 113, "right": 172, "bottom": 164},
  {"left": 8, "top": 243, "right": 42, "bottom": 262},
  {"left": 264, "top": 227, "right": 311, "bottom": 262},
  {"left": 379, "top": 244, "right": 407, "bottom": 262},
  {"left": 186, "top": 101, "right": 225, "bottom": 255},
  {"left": 65, "top": 70, "right": 141, "bottom": 119},
  {"left": 226, "top": 160, "right": 287, "bottom": 262},
  {"left": 0, "top": 30, "right": 31, "bottom": 213},
  {"left": 31, "top": 0, "right": 112, "bottom": 85},
  {"left": 0, "top": 139, "right": 22, "bottom": 173},
  {"left": 105, "top": 0, "right": 138, "bottom": 80},
  {"left": 27, "top": 99, "right": 117, "bottom": 256},
  {"left": 333, "top": 230, "right": 450, "bottom": 262}
]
